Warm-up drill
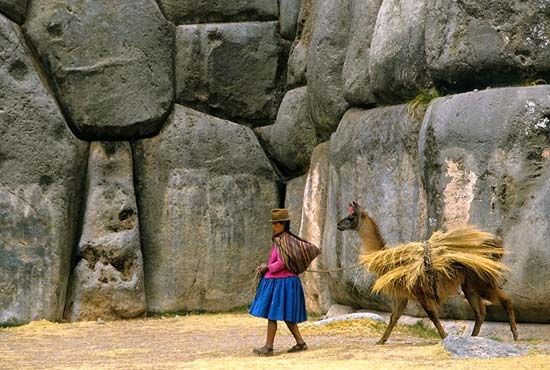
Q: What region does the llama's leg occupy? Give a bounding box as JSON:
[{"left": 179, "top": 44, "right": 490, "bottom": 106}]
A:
[
  {"left": 417, "top": 296, "right": 446, "bottom": 339},
  {"left": 491, "top": 288, "right": 518, "bottom": 341},
  {"left": 377, "top": 298, "right": 408, "bottom": 345},
  {"left": 462, "top": 282, "right": 485, "bottom": 336}
]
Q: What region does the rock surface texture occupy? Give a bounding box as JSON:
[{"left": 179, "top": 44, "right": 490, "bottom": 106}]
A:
[
  {"left": 65, "top": 142, "right": 146, "bottom": 322},
  {"left": 157, "top": 0, "right": 278, "bottom": 24},
  {"left": 133, "top": 105, "right": 280, "bottom": 313},
  {"left": 0, "top": 0, "right": 27, "bottom": 24},
  {"left": 175, "top": 21, "right": 283, "bottom": 124},
  {"left": 23, "top": 0, "right": 174, "bottom": 140},
  {"left": 0, "top": 15, "right": 88, "bottom": 325}
]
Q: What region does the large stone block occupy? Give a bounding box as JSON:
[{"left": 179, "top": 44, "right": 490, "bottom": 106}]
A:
[
  {"left": 299, "top": 142, "right": 333, "bottom": 314},
  {"left": 133, "top": 105, "right": 281, "bottom": 313},
  {"left": 285, "top": 174, "right": 307, "bottom": 230},
  {"left": 255, "top": 87, "right": 318, "bottom": 178},
  {"left": 280, "top": 0, "right": 301, "bottom": 40},
  {"left": 426, "top": 0, "right": 550, "bottom": 92},
  {"left": 306, "top": 0, "right": 351, "bottom": 141},
  {"left": 65, "top": 142, "right": 146, "bottom": 322},
  {"left": 0, "top": 16, "right": 88, "bottom": 325},
  {"left": 323, "top": 106, "right": 427, "bottom": 312},
  {"left": 158, "top": 0, "right": 278, "bottom": 24},
  {"left": 23, "top": 0, "right": 174, "bottom": 140},
  {"left": 175, "top": 21, "right": 283, "bottom": 124},
  {"left": 342, "top": 0, "right": 382, "bottom": 106},
  {"left": 369, "top": 0, "right": 432, "bottom": 104},
  {"left": 287, "top": 0, "right": 316, "bottom": 88},
  {"left": 419, "top": 86, "right": 550, "bottom": 323},
  {"left": 0, "top": 0, "right": 26, "bottom": 23}
]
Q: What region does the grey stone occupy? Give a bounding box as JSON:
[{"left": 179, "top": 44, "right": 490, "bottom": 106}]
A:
[
  {"left": 323, "top": 105, "right": 427, "bottom": 312},
  {"left": 0, "top": 0, "right": 26, "bottom": 23},
  {"left": 65, "top": 142, "right": 146, "bottom": 322},
  {"left": 175, "top": 21, "right": 283, "bottom": 124},
  {"left": 443, "top": 335, "right": 528, "bottom": 358},
  {"left": 284, "top": 174, "right": 307, "bottom": 230},
  {"left": 23, "top": 0, "right": 174, "bottom": 140},
  {"left": 133, "top": 105, "right": 281, "bottom": 313},
  {"left": 419, "top": 86, "right": 550, "bottom": 322},
  {"left": 157, "top": 0, "right": 278, "bottom": 24},
  {"left": 255, "top": 87, "right": 318, "bottom": 177},
  {"left": 342, "top": 0, "right": 382, "bottom": 106},
  {"left": 299, "top": 142, "right": 334, "bottom": 314},
  {"left": 280, "top": 0, "right": 301, "bottom": 40},
  {"left": 306, "top": 0, "right": 351, "bottom": 141},
  {"left": 287, "top": 0, "right": 316, "bottom": 87},
  {"left": 0, "top": 15, "right": 88, "bottom": 325},
  {"left": 313, "top": 312, "right": 385, "bottom": 326},
  {"left": 426, "top": 0, "right": 550, "bottom": 92},
  {"left": 369, "top": 0, "right": 432, "bottom": 104},
  {"left": 287, "top": 39, "right": 308, "bottom": 87},
  {"left": 325, "top": 303, "right": 356, "bottom": 318}
]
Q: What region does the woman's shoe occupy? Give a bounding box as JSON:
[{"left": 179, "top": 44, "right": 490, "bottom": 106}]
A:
[
  {"left": 287, "top": 342, "right": 307, "bottom": 353},
  {"left": 253, "top": 346, "right": 274, "bottom": 356}
]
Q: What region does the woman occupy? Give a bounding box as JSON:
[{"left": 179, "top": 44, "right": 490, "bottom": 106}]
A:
[{"left": 249, "top": 208, "right": 316, "bottom": 356}]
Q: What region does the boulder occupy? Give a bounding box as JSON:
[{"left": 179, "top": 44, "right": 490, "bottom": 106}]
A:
[
  {"left": 65, "top": 142, "right": 146, "bottom": 322},
  {"left": 299, "top": 142, "right": 334, "bottom": 314},
  {"left": 255, "top": 87, "right": 318, "bottom": 177},
  {"left": 23, "top": 0, "right": 174, "bottom": 140},
  {"left": 175, "top": 21, "right": 283, "bottom": 124},
  {"left": 369, "top": 0, "right": 433, "bottom": 104},
  {"left": 133, "top": 105, "right": 281, "bottom": 313},
  {"left": 157, "top": 0, "right": 278, "bottom": 24},
  {"left": 287, "top": 0, "right": 316, "bottom": 87},
  {"left": 280, "top": 0, "right": 301, "bottom": 40},
  {"left": 323, "top": 105, "right": 427, "bottom": 313},
  {"left": 0, "top": 0, "right": 26, "bottom": 23},
  {"left": 284, "top": 174, "right": 307, "bottom": 229},
  {"left": 0, "top": 16, "right": 88, "bottom": 325},
  {"left": 443, "top": 335, "right": 528, "bottom": 358},
  {"left": 325, "top": 303, "right": 356, "bottom": 318},
  {"left": 306, "top": 0, "right": 351, "bottom": 141},
  {"left": 342, "top": 0, "right": 383, "bottom": 106},
  {"left": 419, "top": 86, "right": 550, "bottom": 323},
  {"left": 426, "top": 0, "right": 550, "bottom": 92}
]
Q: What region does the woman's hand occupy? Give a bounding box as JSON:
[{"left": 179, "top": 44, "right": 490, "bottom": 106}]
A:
[{"left": 257, "top": 263, "right": 268, "bottom": 275}]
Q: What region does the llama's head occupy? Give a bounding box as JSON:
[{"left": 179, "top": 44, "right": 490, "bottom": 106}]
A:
[{"left": 337, "top": 201, "right": 364, "bottom": 231}]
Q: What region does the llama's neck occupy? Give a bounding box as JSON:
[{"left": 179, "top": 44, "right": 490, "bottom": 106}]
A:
[{"left": 357, "top": 214, "right": 385, "bottom": 253}]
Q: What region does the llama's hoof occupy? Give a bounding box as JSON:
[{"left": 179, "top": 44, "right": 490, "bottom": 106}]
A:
[
  {"left": 376, "top": 339, "right": 386, "bottom": 345},
  {"left": 513, "top": 332, "right": 519, "bottom": 341}
]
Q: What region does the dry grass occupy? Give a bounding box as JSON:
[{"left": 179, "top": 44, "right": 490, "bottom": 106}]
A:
[{"left": 0, "top": 313, "right": 548, "bottom": 369}]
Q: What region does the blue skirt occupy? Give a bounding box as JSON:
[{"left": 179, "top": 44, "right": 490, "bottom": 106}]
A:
[{"left": 249, "top": 276, "right": 307, "bottom": 323}]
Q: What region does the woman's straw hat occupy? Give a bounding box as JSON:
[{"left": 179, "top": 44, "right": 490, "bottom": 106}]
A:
[{"left": 269, "top": 208, "right": 290, "bottom": 223}]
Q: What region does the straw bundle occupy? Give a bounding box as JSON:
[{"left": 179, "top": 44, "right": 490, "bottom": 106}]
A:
[{"left": 359, "top": 226, "right": 507, "bottom": 297}]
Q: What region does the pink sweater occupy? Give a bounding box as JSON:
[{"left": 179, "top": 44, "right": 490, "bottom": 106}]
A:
[{"left": 264, "top": 244, "right": 297, "bottom": 279}]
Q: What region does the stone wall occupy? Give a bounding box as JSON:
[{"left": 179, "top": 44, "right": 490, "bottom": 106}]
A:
[{"left": 2, "top": 0, "right": 550, "bottom": 325}]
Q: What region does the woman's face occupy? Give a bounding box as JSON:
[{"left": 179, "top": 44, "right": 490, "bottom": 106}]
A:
[{"left": 271, "top": 222, "right": 285, "bottom": 236}]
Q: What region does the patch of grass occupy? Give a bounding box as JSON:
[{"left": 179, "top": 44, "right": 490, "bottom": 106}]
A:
[
  {"left": 398, "top": 321, "right": 439, "bottom": 339},
  {"left": 523, "top": 78, "right": 548, "bottom": 86},
  {"left": 407, "top": 88, "right": 440, "bottom": 120}
]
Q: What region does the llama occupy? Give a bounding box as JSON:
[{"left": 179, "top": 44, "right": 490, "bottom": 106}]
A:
[{"left": 337, "top": 202, "right": 518, "bottom": 344}]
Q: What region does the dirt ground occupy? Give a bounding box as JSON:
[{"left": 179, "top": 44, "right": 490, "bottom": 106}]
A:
[{"left": 1, "top": 313, "right": 549, "bottom": 369}]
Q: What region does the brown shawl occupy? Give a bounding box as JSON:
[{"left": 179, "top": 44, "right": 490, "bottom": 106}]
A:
[{"left": 273, "top": 231, "right": 320, "bottom": 275}]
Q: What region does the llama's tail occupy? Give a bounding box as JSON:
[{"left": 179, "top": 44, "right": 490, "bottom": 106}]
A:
[{"left": 360, "top": 226, "right": 507, "bottom": 296}]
